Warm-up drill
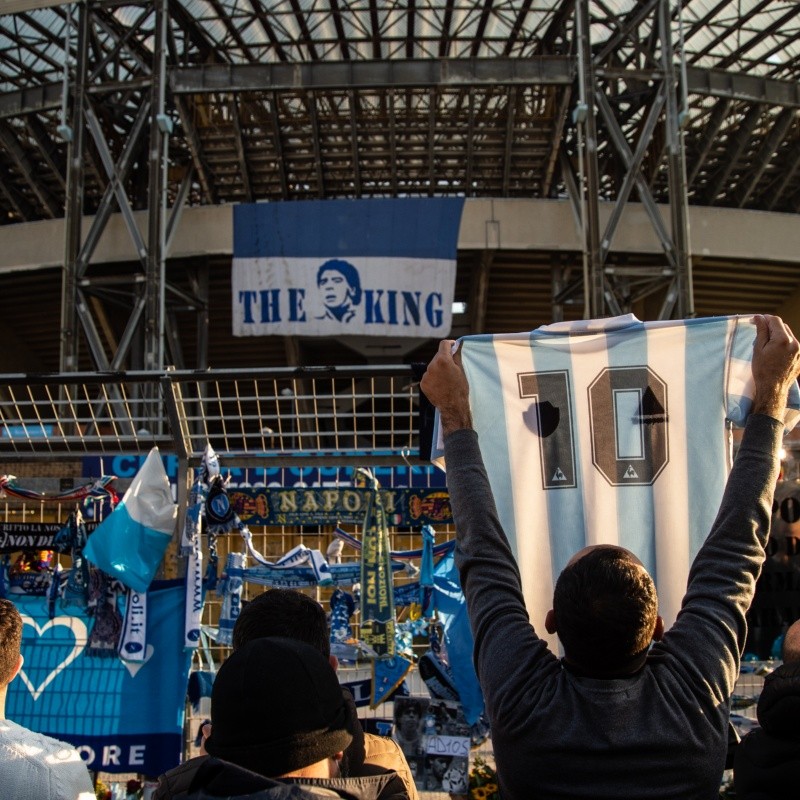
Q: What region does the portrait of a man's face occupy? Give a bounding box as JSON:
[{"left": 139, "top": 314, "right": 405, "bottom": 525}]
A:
[
  {"left": 315, "top": 259, "right": 362, "bottom": 323},
  {"left": 392, "top": 697, "right": 427, "bottom": 758},
  {"left": 319, "top": 269, "right": 350, "bottom": 308}
]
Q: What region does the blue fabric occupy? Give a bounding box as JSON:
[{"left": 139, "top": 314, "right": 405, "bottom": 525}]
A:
[
  {"left": 234, "top": 198, "right": 465, "bottom": 260},
  {"left": 7, "top": 581, "right": 192, "bottom": 775},
  {"left": 83, "top": 503, "right": 172, "bottom": 593},
  {"left": 432, "top": 552, "right": 484, "bottom": 724}
]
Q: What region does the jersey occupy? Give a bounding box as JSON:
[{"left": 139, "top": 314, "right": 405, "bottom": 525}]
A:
[{"left": 433, "top": 314, "right": 800, "bottom": 642}]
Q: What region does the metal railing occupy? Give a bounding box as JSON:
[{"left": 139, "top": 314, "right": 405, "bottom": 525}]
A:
[{"left": 0, "top": 366, "right": 426, "bottom": 468}]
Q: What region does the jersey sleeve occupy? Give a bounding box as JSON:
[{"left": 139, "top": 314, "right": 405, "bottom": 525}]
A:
[{"left": 725, "top": 317, "right": 800, "bottom": 431}]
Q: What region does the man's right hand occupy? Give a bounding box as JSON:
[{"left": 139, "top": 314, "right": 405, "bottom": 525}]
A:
[
  {"left": 751, "top": 314, "right": 800, "bottom": 421},
  {"left": 420, "top": 339, "right": 473, "bottom": 437}
]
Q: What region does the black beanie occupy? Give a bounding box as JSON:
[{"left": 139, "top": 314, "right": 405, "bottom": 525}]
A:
[{"left": 205, "top": 636, "right": 353, "bottom": 776}]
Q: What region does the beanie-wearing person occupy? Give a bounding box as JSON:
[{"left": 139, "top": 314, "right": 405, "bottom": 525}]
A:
[
  {"left": 174, "top": 637, "right": 407, "bottom": 799},
  {"left": 155, "top": 590, "right": 416, "bottom": 800},
  {"left": 734, "top": 618, "right": 800, "bottom": 798},
  {"left": 0, "top": 598, "right": 95, "bottom": 800}
]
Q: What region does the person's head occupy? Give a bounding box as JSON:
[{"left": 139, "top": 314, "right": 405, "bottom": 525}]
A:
[
  {"left": 546, "top": 544, "right": 662, "bottom": 676},
  {"left": 316, "top": 260, "right": 362, "bottom": 310},
  {"left": 430, "top": 755, "right": 449, "bottom": 779},
  {"left": 232, "top": 589, "right": 330, "bottom": 659},
  {"left": 205, "top": 637, "right": 352, "bottom": 778},
  {"left": 397, "top": 701, "right": 422, "bottom": 739},
  {"left": 0, "top": 598, "right": 23, "bottom": 688},
  {"left": 782, "top": 618, "right": 800, "bottom": 663}
]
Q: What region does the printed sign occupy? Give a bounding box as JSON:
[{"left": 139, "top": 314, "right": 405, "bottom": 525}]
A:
[
  {"left": 232, "top": 197, "right": 464, "bottom": 337},
  {"left": 226, "top": 486, "right": 452, "bottom": 526},
  {"left": 0, "top": 522, "right": 98, "bottom": 553}
]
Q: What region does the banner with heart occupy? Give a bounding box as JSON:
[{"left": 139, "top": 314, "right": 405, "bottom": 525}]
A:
[{"left": 7, "top": 581, "right": 192, "bottom": 776}]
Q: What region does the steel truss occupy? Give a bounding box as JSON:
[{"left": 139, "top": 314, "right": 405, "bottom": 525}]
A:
[{"left": 0, "top": 1, "right": 797, "bottom": 370}]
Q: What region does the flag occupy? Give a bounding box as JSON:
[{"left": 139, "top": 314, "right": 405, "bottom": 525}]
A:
[
  {"left": 431, "top": 552, "right": 484, "bottom": 725},
  {"left": 232, "top": 197, "right": 464, "bottom": 337},
  {"left": 84, "top": 448, "right": 177, "bottom": 593},
  {"left": 7, "top": 581, "right": 192, "bottom": 776}
]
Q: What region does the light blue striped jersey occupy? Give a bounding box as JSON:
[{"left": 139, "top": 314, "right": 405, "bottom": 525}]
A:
[{"left": 433, "top": 314, "right": 800, "bottom": 644}]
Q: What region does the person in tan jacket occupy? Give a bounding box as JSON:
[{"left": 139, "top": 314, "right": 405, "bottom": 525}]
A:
[{"left": 154, "top": 588, "right": 418, "bottom": 800}]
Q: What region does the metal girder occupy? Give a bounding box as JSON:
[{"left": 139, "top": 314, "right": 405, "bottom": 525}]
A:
[
  {"left": 59, "top": 0, "right": 89, "bottom": 373},
  {"left": 3, "top": 62, "right": 798, "bottom": 126},
  {"left": 571, "top": 0, "right": 692, "bottom": 320},
  {"left": 165, "top": 163, "right": 195, "bottom": 253},
  {"left": 736, "top": 107, "right": 797, "bottom": 209},
  {"left": 659, "top": 0, "right": 692, "bottom": 320},
  {"left": 84, "top": 99, "right": 150, "bottom": 269},
  {"left": 703, "top": 104, "right": 763, "bottom": 204},
  {"left": 24, "top": 114, "right": 66, "bottom": 191},
  {"left": 230, "top": 97, "right": 253, "bottom": 203},
  {"left": 307, "top": 90, "right": 325, "bottom": 198},
  {"left": 268, "top": 92, "right": 289, "bottom": 200},
  {"left": 574, "top": 0, "right": 603, "bottom": 318},
  {"left": 687, "top": 96, "right": 731, "bottom": 186},
  {"left": 174, "top": 96, "right": 216, "bottom": 204},
  {"left": 766, "top": 139, "right": 800, "bottom": 212},
  {"left": 685, "top": 67, "right": 800, "bottom": 109},
  {"left": 0, "top": 83, "right": 61, "bottom": 119},
  {"left": 170, "top": 57, "right": 575, "bottom": 94},
  {"left": 542, "top": 86, "right": 572, "bottom": 197},
  {"left": 57, "top": 0, "right": 193, "bottom": 375},
  {"left": 0, "top": 174, "right": 34, "bottom": 220},
  {"left": 465, "top": 86, "right": 475, "bottom": 195},
  {"left": 389, "top": 88, "right": 398, "bottom": 195},
  {"left": 144, "top": 0, "right": 169, "bottom": 373},
  {"left": 349, "top": 90, "right": 362, "bottom": 197},
  {"left": 428, "top": 87, "right": 436, "bottom": 196},
  {"left": 502, "top": 86, "right": 516, "bottom": 196},
  {"left": 0, "top": 120, "right": 60, "bottom": 217},
  {"left": 468, "top": 248, "right": 494, "bottom": 334},
  {"left": 78, "top": 99, "right": 151, "bottom": 276},
  {"left": 597, "top": 86, "right": 667, "bottom": 262}
]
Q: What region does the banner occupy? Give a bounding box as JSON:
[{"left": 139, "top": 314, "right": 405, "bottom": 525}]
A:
[
  {"left": 82, "top": 455, "right": 448, "bottom": 491},
  {"left": 228, "top": 486, "right": 452, "bottom": 526},
  {"left": 0, "top": 522, "right": 99, "bottom": 554},
  {"left": 359, "top": 472, "right": 396, "bottom": 658},
  {"left": 232, "top": 197, "right": 464, "bottom": 337},
  {"left": 7, "top": 581, "right": 192, "bottom": 776}
]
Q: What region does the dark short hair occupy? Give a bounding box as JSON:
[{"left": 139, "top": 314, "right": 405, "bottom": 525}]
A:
[
  {"left": 232, "top": 588, "right": 330, "bottom": 658},
  {"left": 782, "top": 619, "right": 800, "bottom": 664},
  {"left": 0, "top": 598, "right": 22, "bottom": 686},
  {"left": 316, "top": 259, "right": 362, "bottom": 305},
  {"left": 553, "top": 546, "right": 658, "bottom": 673}
]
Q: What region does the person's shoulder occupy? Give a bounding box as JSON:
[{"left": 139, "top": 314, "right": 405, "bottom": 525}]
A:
[
  {"left": 0, "top": 720, "right": 93, "bottom": 799},
  {"left": 153, "top": 755, "right": 209, "bottom": 799},
  {"left": 0, "top": 719, "right": 81, "bottom": 761},
  {"left": 363, "top": 732, "right": 405, "bottom": 760},
  {"left": 361, "top": 735, "right": 418, "bottom": 800}
]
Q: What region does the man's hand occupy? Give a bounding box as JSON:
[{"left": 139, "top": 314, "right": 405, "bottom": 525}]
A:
[
  {"left": 420, "top": 339, "right": 473, "bottom": 437},
  {"left": 200, "top": 721, "right": 211, "bottom": 755},
  {"left": 751, "top": 314, "right": 800, "bottom": 421}
]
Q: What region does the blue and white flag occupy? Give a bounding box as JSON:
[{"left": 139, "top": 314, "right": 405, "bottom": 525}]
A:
[
  {"left": 433, "top": 314, "right": 800, "bottom": 648},
  {"left": 232, "top": 198, "right": 464, "bottom": 337},
  {"left": 7, "top": 581, "right": 192, "bottom": 776},
  {"left": 84, "top": 447, "right": 177, "bottom": 593},
  {"left": 431, "top": 551, "right": 484, "bottom": 725}
]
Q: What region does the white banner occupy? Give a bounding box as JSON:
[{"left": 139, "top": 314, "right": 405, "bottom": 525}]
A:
[{"left": 231, "top": 198, "right": 464, "bottom": 338}]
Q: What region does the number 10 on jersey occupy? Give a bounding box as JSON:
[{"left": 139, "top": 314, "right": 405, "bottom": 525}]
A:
[{"left": 517, "top": 366, "right": 669, "bottom": 490}]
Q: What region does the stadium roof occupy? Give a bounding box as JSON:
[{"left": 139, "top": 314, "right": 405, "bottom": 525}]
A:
[{"left": 0, "top": 0, "right": 798, "bottom": 373}]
